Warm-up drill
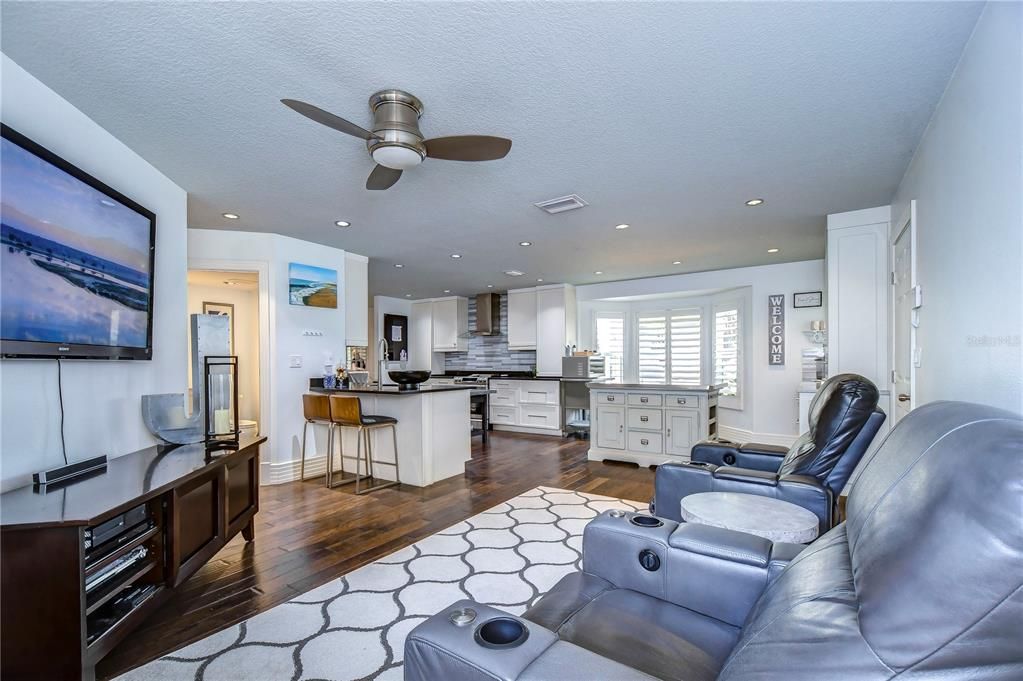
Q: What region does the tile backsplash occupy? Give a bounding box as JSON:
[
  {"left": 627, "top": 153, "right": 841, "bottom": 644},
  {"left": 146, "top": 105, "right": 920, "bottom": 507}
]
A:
[{"left": 444, "top": 295, "right": 537, "bottom": 372}]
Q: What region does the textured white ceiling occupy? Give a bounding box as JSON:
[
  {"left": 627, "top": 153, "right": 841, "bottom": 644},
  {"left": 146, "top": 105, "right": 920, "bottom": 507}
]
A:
[{"left": 1, "top": 1, "right": 982, "bottom": 298}]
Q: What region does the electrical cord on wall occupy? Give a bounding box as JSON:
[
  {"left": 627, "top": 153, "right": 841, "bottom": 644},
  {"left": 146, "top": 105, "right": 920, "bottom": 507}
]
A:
[{"left": 56, "top": 358, "right": 69, "bottom": 466}]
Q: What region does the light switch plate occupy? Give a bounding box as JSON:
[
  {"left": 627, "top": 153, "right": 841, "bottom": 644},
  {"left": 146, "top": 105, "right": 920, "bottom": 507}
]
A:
[{"left": 289, "top": 354, "right": 303, "bottom": 368}]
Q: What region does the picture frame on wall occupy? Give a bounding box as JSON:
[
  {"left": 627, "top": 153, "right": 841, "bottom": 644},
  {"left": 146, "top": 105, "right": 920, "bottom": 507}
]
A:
[
  {"left": 202, "top": 301, "right": 235, "bottom": 354},
  {"left": 793, "top": 291, "right": 823, "bottom": 308},
  {"left": 288, "top": 263, "right": 338, "bottom": 308}
]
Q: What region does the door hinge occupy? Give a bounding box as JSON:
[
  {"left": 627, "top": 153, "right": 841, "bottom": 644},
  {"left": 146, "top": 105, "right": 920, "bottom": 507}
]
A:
[
  {"left": 890, "top": 271, "right": 896, "bottom": 285},
  {"left": 891, "top": 370, "right": 897, "bottom": 384}
]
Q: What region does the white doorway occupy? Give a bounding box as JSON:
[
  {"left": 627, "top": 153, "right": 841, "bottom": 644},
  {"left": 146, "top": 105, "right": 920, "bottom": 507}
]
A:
[
  {"left": 187, "top": 269, "right": 264, "bottom": 436},
  {"left": 891, "top": 200, "right": 919, "bottom": 425}
]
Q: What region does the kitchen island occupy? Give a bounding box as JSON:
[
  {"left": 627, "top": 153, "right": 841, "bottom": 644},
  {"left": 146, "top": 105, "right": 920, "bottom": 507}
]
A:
[
  {"left": 588, "top": 383, "right": 722, "bottom": 466},
  {"left": 310, "top": 384, "right": 479, "bottom": 487}
]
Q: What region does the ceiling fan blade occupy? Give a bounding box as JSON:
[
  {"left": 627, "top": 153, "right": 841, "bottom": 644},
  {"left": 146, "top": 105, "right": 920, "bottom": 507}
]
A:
[
  {"left": 366, "top": 164, "right": 402, "bottom": 190},
  {"left": 424, "top": 136, "right": 512, "bottom": 162},
  {"left": 281, "top": 98, "right": 377, "bottom": 140}
]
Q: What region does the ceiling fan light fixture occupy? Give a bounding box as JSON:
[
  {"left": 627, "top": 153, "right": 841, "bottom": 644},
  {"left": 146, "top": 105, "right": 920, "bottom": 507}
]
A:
[{"left": 371, "top": 144, "right": 424, "bottom": 170}]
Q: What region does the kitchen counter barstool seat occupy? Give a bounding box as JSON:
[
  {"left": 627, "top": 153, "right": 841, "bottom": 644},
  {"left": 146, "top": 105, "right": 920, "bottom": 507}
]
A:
[
  {"left": 300, "top": 394, "right": 334, "bottom": 482},
  {"left": 328, "top": 395, "right": 401, "bottom": 494}
]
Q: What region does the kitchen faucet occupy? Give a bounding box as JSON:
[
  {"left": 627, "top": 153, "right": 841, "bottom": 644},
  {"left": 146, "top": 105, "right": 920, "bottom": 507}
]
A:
[{"left": 377, "top": 338, "right": 389, "bottom": 388}]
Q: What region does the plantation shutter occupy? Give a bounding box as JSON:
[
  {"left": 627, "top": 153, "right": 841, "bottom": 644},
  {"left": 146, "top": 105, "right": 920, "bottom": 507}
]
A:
[
  {"left": 669, "top": 309, "right": 702, "bottom": 386},
  {"left": 637, "top": 312, "right": 668, "bottom": 384},
  {"left": 714, "top": 307, "right": 740, "bottom": 396},
  {"left": 595, "top": 313, "right": 626, "bottom": 380}
]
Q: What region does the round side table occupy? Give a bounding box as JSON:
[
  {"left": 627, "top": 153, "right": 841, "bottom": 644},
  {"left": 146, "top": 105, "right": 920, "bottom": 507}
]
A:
[{"left": 680, "top": 492, "right": 820, "bottom": 543}]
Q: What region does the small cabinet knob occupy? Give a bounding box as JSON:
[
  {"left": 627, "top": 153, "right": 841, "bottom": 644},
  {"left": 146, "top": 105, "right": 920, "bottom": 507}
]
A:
[
  {"left": 640, "top": 397, "right": 648, "bottom": 403},
  {"left": 608, "top": 395, "right": 615, "bottom": 402},
  {"left": 640, "top": 416, "right": 649, "bottom": 422},
  {"left": 640, "top": 438, "right": 649, "bottom": 445},
  {"left": 677, "top": 398, "right": 686, "bottom": 405}
]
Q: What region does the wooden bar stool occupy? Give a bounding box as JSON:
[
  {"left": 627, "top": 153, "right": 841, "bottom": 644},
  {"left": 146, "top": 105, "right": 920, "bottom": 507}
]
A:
[
  {"left": 328, "top": 395, "right": 400, "bottom": 494},
  {"left": 300, "top": 394, "right": 333, "bottom": 482}
]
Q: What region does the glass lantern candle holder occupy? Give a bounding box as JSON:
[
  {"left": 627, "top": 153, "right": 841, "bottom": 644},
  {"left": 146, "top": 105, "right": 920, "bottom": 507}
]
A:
[{"left": 204, "top": 355, "right": 240, "bottom": 450}]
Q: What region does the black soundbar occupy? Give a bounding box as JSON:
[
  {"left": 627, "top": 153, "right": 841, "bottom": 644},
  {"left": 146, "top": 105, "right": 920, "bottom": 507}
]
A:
[{"left": 33, "top": 455, "right": 108, "bottom": 486}]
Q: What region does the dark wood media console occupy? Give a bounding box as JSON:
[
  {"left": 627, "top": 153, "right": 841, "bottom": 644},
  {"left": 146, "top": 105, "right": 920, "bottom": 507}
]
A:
[{"left": 0, "top": 434, "right": 265, "bottom": 681}]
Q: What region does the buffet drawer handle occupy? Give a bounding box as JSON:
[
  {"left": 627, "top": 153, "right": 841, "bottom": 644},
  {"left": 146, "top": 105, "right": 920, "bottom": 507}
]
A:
[
  {"left": 640, "top": 397, "right": 649, "bottom": 403},
  {"left": 640, "top": 416, "right": 649, "bottom": 422},
  {"left": 640, "top": 438, "right": 649, "bottom": 446},
  {"left": 677, "top": 398, "right": 686, "bottom": 405},
  {"left": 607, "top": 396, "right": 615, "bottom": 402}
]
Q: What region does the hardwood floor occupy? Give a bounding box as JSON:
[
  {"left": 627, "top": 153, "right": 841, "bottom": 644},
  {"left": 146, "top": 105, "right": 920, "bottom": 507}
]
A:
[{"left": 98, "top": 431, "right": 654, "bottom": 679}]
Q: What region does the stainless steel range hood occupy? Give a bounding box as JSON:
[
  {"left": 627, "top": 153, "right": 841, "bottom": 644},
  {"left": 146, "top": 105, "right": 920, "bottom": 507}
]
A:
[{"left": 474, "top": 293, "right": 501, "bottom": 335}]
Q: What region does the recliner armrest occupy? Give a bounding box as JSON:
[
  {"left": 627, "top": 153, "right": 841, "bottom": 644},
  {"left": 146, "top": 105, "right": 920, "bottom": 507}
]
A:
[
  {"left": 691, "top": 440, "right": 787, "bottom": 472},
  {"left": 581, "top": 511, "right": 782, "bottom": 627},
  {"left": 404, "top": 600, "right": 657, "bottom": 681},
  {"left": 713, "top": 466, "right": 779, "bottom": 486}
]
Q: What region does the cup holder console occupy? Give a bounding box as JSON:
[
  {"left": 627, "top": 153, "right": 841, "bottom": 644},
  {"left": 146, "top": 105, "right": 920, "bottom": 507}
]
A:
[
  {"left": 629, "top": 515, "right": 664, "bottom": 529},
  {"left": 474, "top": 617, "right": 530, "bottom": 649},
  {"left": 687, "top": 461, "right": 713, "bottom": 468}
]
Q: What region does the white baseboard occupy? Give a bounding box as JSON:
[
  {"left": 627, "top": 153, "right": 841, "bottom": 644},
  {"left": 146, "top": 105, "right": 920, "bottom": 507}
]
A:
[
  {"left": 718, "top": 426, "right": 797, "bottom": 448},
  {"left": 261, "top": 456, "right": 328, "bottom": 485},
  {"left": 492, "top": 424, "right": 563, "bottom": 437}
]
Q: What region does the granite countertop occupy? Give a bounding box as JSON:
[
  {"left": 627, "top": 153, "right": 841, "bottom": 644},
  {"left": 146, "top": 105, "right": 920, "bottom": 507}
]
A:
[
  {"left": 587, "top": 382, "right": 725, "bottom": 392},
  {"left": 311, "top": 385, "right": 491, "bottom": 396}
]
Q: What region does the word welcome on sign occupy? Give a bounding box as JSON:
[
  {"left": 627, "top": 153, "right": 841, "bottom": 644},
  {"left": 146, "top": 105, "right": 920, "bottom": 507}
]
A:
[{"left": 768, "top": 294, "right": 785, "bottom": 366}]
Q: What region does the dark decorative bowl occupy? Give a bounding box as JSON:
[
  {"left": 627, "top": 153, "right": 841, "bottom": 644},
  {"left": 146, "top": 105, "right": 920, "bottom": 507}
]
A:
[{"left": 388, "top": 370, "right": 432, "bottom": 391}]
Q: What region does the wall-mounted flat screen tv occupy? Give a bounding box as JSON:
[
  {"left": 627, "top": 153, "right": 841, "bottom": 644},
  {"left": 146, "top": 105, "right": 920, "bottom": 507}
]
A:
[{"left": 1, "top": 124, "right": 156, "bottom": 359}]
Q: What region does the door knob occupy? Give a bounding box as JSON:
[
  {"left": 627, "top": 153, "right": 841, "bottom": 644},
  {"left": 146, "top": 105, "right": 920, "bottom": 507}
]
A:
[{"left": 898, "top": 394, "right": 911, "bottom": 402}]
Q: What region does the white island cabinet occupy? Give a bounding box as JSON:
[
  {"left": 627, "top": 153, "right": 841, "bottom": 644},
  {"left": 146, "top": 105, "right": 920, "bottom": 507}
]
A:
[{"left": 588, "top": 383, "right": 721, "bottom": 466}]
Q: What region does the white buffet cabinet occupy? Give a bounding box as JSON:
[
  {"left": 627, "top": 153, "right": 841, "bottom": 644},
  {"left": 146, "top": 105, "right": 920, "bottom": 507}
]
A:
[
  {"left": 588, "top": 383, "right": 721, "bottom": 466},
  {"left": 489, "top": 378, "right": 563, "bottom": 435}
]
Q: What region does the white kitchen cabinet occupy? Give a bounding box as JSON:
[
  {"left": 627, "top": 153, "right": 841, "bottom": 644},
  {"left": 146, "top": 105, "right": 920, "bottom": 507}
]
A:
[
  {"left": 595, "top": 405, "right": 626, "bottom": 450},
  {"left": 410, "top": 301, "right": 436, "bottom": 371},
  {"left": 589, "top": 385, "right": 719, "bottom": 466},
  {"left": 431, "top": 296, "right": 468, "bottom": 352},
  {"left": 826, "top": 206, "right": 890, "bottom": 388},
  {"left": 344, "top": 253, "right": 369, "bottom": 347},
  {"left": 507, "top": 289, "right": 538, "bottom": 349},
  {"left": 665, "top": 410, "right": 699, "bottom": 459},
  {"left": 535, "top": 284, "right": 577, "bottom": 376},
  {"left": 489, "top": 378, "right": 563, "bottom": 435}
]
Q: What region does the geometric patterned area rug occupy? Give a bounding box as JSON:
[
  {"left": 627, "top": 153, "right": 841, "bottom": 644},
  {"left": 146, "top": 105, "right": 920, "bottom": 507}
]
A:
[{"left": 115, "top": 487, "right": 646, "bottom": 681}]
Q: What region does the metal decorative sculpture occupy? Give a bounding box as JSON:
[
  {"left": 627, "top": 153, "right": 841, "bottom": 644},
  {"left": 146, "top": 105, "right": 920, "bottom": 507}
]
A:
[{"left": 141, "top": 314, "right": 230, "bottom": 444}]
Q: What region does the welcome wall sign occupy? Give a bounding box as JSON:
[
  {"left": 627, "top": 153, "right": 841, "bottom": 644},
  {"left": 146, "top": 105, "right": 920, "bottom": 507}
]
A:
[{"left": 768, "top": 294, "right": 785, "bottom": 366}]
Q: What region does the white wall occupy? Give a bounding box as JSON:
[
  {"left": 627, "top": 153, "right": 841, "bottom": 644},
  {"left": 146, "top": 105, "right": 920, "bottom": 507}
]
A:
[
  {"left": 187, "top": 280, "right": 260, "bottom": 423},
  {"left": 188, "top": 229, "right": 360, "bottom": 481},
  {"left": 0, "top": 55, "right": 189, "bottom": 490},
  {"left": 576, "top": 260, "right": 826, "bottom": 444},
  {"left": 890, "top": 2, "right": 1022, "bottom": 414}
]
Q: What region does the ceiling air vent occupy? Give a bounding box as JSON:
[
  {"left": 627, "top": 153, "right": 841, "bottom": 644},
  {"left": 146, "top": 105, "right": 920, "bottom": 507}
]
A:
[
  {"left": 534, "top": 194, "right": 588, "bottom": 214},
  {"left": 504, "top": 270, "right": 525, "bottom": 277}
]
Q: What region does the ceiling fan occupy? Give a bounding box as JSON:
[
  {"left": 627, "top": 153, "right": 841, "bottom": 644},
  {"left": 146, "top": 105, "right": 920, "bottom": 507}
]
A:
[{"left": 282, "top": 89, "right": 512, "bottom": 190}]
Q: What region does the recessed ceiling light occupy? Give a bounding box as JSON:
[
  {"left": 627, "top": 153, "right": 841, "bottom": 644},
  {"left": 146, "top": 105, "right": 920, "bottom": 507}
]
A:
[
  {"left": 394, "top": 263, "right": 404, "bottom": 268},
  {"left": 405, "top": 293, "right": 412, "bottom": 298},
  {"left": 594, "top": 271, "right": 603, "bottom": 275},
  {"left": 767, "top": 248, "right": 780, "bottom": 253},
  {"left": 487, "top": 284, "right": 494, "bottom": 288},
  {"left": 672, "top": 260, "right": 682, "bottom": 265},
  {"left": 222, "top": 213, "right": 239, "bottom": 220},
  {"left": 536, "top": 278, "right": 544, "bottom": 282},
  {"left": 334, "top": 220, "right": 351, "bottom": 227},
  {"left": 504, "top": 270, "right": 524, "bottom": 277},
  {"left": 519, "top": 241, "right": 532, "bottom": 247},
  {"left": 745, "top": 198, "right": 765, "bottom": 207},
  {"left": 443, "top": 289, "right": 451, "bottom": 293},
  {"left": 614, "top": 224, "right": 629, "bottom": 230},
  {"left": 450, "top": 253, "right": 462, "bottom": 259}
]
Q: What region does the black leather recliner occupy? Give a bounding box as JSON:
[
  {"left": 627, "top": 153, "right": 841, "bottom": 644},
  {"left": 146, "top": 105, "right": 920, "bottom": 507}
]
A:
[
  {"left": 652, "top": 373, "right": 885, "bottom": 530},
  {"left": 404, "top": 401, "right": 1023, "bottom": 680}
]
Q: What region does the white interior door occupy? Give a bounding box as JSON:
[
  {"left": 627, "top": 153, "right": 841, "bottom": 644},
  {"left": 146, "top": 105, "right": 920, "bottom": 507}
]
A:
[{"left": 891, "top": 201, "right": 918, "bottom": 424}]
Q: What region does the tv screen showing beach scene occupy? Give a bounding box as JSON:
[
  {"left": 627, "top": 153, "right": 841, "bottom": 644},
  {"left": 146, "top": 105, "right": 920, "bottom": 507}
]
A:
[
  {"left": 288, "top": 263, "right": 338, "bottom": 308},
  {"left": 1, "top": 127, "right": 155, "bottom": 358}
]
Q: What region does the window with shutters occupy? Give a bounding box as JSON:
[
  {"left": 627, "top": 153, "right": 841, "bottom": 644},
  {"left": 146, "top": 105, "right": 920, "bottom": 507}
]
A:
[
  {"left": 714, "top": 305, "right": 740, "bottom": 397},
  {"left": 635, "top": 308, "right": 702, "bottom": 385},
  {"left": 594, "top": 313, "right": 625, "bottom": 380}
]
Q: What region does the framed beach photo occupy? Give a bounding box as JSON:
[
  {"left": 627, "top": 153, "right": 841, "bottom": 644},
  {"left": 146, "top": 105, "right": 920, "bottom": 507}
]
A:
[{"left": 288, "top": 263, "right": 338, "bottom": 308}]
